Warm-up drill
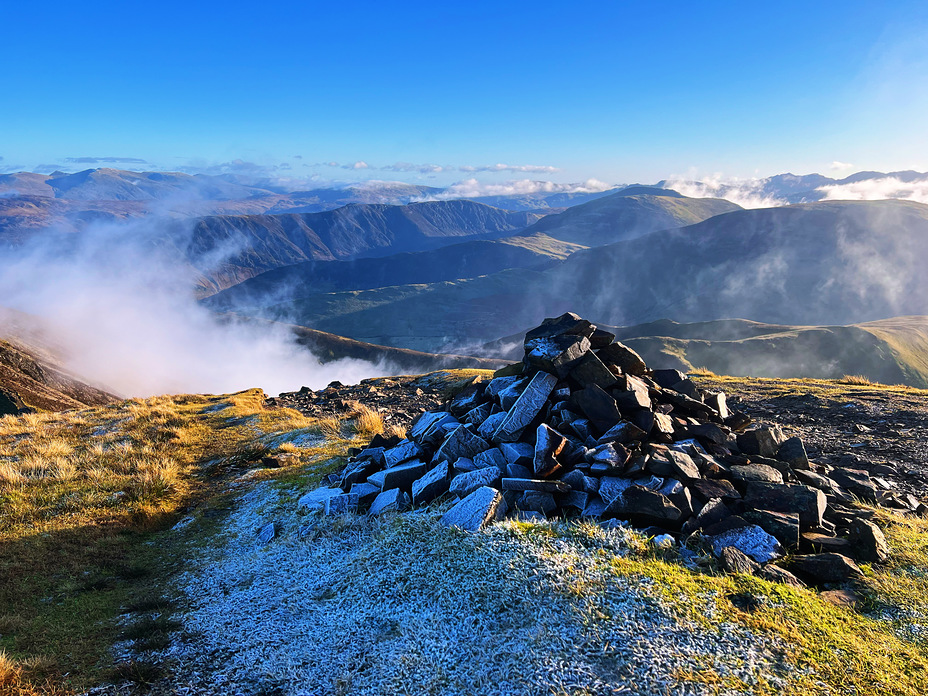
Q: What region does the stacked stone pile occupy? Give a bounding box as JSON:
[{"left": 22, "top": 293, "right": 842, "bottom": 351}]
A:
[{"left": 304, "top": 313, "right": 898, "bottom": 586}]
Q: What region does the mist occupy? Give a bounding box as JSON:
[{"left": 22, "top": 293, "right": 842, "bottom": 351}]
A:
[{"left": 0, "top": 214, "right": 387, "bottom": 398}]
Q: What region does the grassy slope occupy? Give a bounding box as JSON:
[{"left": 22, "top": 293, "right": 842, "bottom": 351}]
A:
[{"left": 1, "top": 372, "right": 928, "bottom": 693}]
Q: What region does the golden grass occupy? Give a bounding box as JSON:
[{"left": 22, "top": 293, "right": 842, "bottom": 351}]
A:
[
  {"left": 350, "top": 403, "right": 384, "bottom": 439},
  {"left": 0, "top": 385, "right": 372, "bottom": 692},
  {"left": 839, "top": 374, "right": 877, "bottom": 386}
]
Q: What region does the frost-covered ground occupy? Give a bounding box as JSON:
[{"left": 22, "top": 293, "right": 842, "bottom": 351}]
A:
[{"left": 142, "top": 482, "right": 808, "bottom": 696}]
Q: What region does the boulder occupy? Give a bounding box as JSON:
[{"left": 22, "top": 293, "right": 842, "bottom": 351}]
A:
[
  {"left": 847, "top": 518, "right": 889, "bottom": 563},
  {"left": 349, "top": 482, "right": 381, "bottom": 506},
  {"left": 719, "top": 546, "right": 761, "bottom": 575},
  {"left": 758, "top": 564, "right": 804, "bottom": 588},
  {"left": 730, "top": 463, "right": 784, "bottom": 485},
  {"left": 534, "top": 423, "right": 567, "bottom": 478},
  {"left": 617, "top": 486, "right": 682, "bottom": 526},
  {"left": 573, "top": 384, "right": 622, "bottom": 432},
  {"left": 501, "top": 478, "right": 570, "bottom": 493},
  {"left": 597, "top": 421, "right": 647, "bottom": 445},
  {"left": 369, "top": 488, "right": 410, "bottom": 516},
  {"left": 597, "top": 341, "right": 648, "bottom": 376},
  {"left": 711, "top": 524, "right": 783, "bottom": 564},
  {"left": 569, "top": 352, "right": 618, "bottom": 390},
  {"left": 474, "top": 447, "right": 507, "bottom": 472},
  {"left": 776, "top": 436, "right": 810, "bottom": 470},
  {"left": 789, "top": 553, "right": 863, "bottom": 583},
  {"left": 516, "top": 491, "right": 557, "bottom": 515},
  {"left": 297, "top": 486, "right": 342, "bottom": 510},
  {"left": 384, "top": 439, "right": 424, "bottom": 467},
  {"left": 736, "top": 426, "right": 786, "bottom": 458},
  {"left": 450, "top": 467, "right": 502, "bottom": 498},
  {"left": 689, "top": 478, "right": 740, "bottom": 503},
  {"left": 411, "top": 461, "right": 451, "bottom": 506},
  {"left": 379, "top": 459, "right": 428, "bottom": 491},
  {"left": 440, "top": 486, "right": 507, "bottom": 532},
  {"left": 493, "top": 371, "right": 559, "bottom": 442},
  {"left": 325, "top": 493, "right": 359, "bottom": 515},
  {"left": 524, "top": 335, "right": 591, "bottom": 378},
  {"left": 435, "top": 425, "right": 490, "bottom": 463},
  {"left": 743, "top": 509, "right": 800, "bottom": 548},
  {"left": 743, "top": 482, "right": 826, "bottom": 528}
]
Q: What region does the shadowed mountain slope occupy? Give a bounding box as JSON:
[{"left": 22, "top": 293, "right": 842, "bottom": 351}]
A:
[
  {"left": 235, "top": 200, "right": 928, "bottom": 352},
  {"left": 189, "top": 200, "right": 542, "bottom": 294},
  {"left": 202, "top": 233, "right": 585, "bottom": 311},
  {"left": 0, "top": 308, "right": 117, "bottom": 412}
]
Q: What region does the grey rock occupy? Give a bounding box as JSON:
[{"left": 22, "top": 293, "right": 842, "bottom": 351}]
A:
[
  {"left": 499, "top": 441, "right": 534, "bottom": 467},
  {"left": 619, "top": 486, "right": 682, "bottom": 527},
  {"left": 325, "top": 493, "right": 359, "bottom": 516},
  {"left": 493, "top": 371, "right": 559, "bottom": 443},
  {"left": 257, "top": 522, "right": 276, "bottom": 544},
  {"left": 719, "top": 546, "right": 761, "bottom": 575},
  {"left": 517, "top": 491, "right": 557, "bottom": 515},
  {"left": 648, "top": 450, "right": 700, "bottom": 480},
  {"left": 776, "top": 436, "right": 810, "bottom": 470},
  {"left": 848, "top": 519, "right": 889, "bottom": 563},
  {"left": 524, "top": 312, "right": 595, "bottom": 343},
  {"left": 381, "top": 459, "right": 428, "bottom": 491},
  {"left": 501, "top": 478, "right": 570, "bottom": 493},
  {"left": 572, "top": 384, "right": 622, "bottom": 432},
  {"left": 349, "top": 482, "right": 381, "bottom": 506},
  {"left": 452, "top": 457, "right": 476, "bottom": 473},
  {"left": 384, "top": 439, "right": 423, "bottom": 468},
  {"left": 598, "top": 476, "right": 637, "bottom": 504},
  {"left": 758, "top": 564, "right": 805, "bottom": 588},
  {"left": 569, "top": 351, "right": 618, "bottom": 390},
  {"left": 711, "top": 524, "right": 783, "bottom": 563},
  {"left": 411, "top": 461, "right": 451, "bottom": 506},
  {"left": 691, "top": 498, "right": 732, "bottom": 531},
  {"left": 597, "top": 341, "right": 648, "bottom": 376},
  {"left": 743, "top": 482, "right": 827, "bottom": 528},
  {"left": 730, "top": 463, "right": 784, "bottom": 485},
  {"left": 743, "top": 509, "right": 800, "bottom": 548},
  {"left": 474, "top": 447, "right": 507, "bottom": 472},
  {"left": 597, "top": 421, "right": 647, "bottom": 445},
  {"left": 524, "top": 334, "right": 591, "bottom": 378},
  {"left": 560, "top": 469, "right": 599, "bottom": 493},
  {"left": 435, "top": 425, "right": 490, "bottom": 463},
  {"left": 789, "top": 553, "right": 863, "bottom": 583},
  {"left": 368, "top": 488, "right": 410, "bottom": 516},
  {"left": 486, "top": 375, "right": 523, "bottom": 400},
  {"left": 533, "top": 423, "right": 566, "bottom": 478},
  {"left": 829, "top": 468, "right": 879, "bottom": 502},
  {"left": 582, "top": 495, "right": 608, "bottom": 518},
  {"left": 559, "top": 490, "right": 589, "bottom": 510},
  {"left": 703, "top": 391, "right": 730, "bottom": 420},
  {"left": 651, "top": 369, "right": 688, "bottom": 388},
  {"left": 409, "top": 411, "right": 456, "bottom": 446},
  {"left": 507, "top": 463, "right": 534, "bottom": 478},
  {"left": 477, "top": 412, "right": 507, "bottom": 440},
  {"left": 689, "top": 478, "right": 740, "bottom": 503},
  {"left": 736, "top": 426, "right": 786, "bottom": 458},
  {"left": 440, "top": 486, "right": 507, "bottom": 532},
  {"left": 297, "top": 486, "right": 342, "bottom": 510},
  {"left": 463, "top": 403, "right": 492, "bottom": 427},
  {"left": 449, "top": 467, "right": 501, "bottom": 498}
]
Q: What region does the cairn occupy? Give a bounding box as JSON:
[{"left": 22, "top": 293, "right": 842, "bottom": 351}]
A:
[{"left": 306, "top": 313, "right": 898, "bottom": 586}]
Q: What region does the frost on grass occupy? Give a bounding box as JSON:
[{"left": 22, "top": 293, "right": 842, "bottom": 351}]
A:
[{"left": 165, "top": 484, "right": 800, "bottom": 696}]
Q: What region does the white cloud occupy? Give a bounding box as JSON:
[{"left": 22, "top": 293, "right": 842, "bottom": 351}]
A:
[
  {"left": 817, "top": 176, "right": 928, "bottom": 204},
  {"left": 383, "top": 162, "right": 448, "bottom": 173},
  {"left": 663, "top": 174, "right": 786, "bottom": 209},
  {"left": 418, "top": 178, "right": 613, "bottom": 200},
  {"left": 343, "top": 161, "right": 369, "bottom": 170},
  {"left": 461, "top": 163, "right": 560, "bottom": 173},
  {"left": 830, "top": 161, "right": 854, "bottom": 172}
]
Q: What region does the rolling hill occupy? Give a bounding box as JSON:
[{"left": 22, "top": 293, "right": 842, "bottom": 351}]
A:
[
  {"left": 485, "top": 316, "right": 928, "bottom": 388},
  {"left": 245, "top": 199, "right": 928, "bottom": 351},
  {"left": 188, "top": 200, "right": 543, "bottom": 294}
]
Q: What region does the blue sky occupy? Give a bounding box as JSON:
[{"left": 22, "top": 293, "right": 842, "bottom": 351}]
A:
[{"left": 2, "top": 0, "right": 927, "bottom": 185}]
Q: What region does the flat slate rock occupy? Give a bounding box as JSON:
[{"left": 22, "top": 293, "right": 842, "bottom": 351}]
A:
[
  {"left": 501, "top": 478, "right": 570, "bottom": 493},
  {"left": 450, "top": 467, "right": 501, "bottom": 498},
  {"left": 411, "top": 461, "right": 451, "bottom": 506},
  {"left": 711, "top": 524, "right": 783, "bottom": 564},
  {"left": 789, "top": 553, "right": 863, "bottom": 583},
  {"left": 369, "top": 488, "right": 410, "bottom": 516},
  {"left": 493, "top": 371, "right": 559, "bottom": 443},
  {"left": 743, "top": 482, "right": 826, "bottom": 528},
  {"left": 325, "top": 493, "right": 359, "bottom": 516},
  {"left": 435, "top": 425, "right": 491, "bottom": 463},
  {"left": 381, "top": 459, "right": 428, "bottom": 491},
  {"left": 297, "top": 486, "right": 341, "bottom": 510},
  {"left": 440, "top": 486, "right": 507, "bottom": 532}
]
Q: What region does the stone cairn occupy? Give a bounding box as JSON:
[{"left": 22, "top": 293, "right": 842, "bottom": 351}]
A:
[{"left": 303, "top": 313, "right": 896, "bottom": 586}]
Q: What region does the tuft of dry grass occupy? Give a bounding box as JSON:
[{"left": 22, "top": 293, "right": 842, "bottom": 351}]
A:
[
  {"left": 0, "top": 649, "right": 21, "bottom": 685},
  {"left": 350, "top": 403, "right": 384, "bottom": 439},
  {"left": 689, "top": 366, "right": 718, "bottom": 377},
  {"left": 839, "top": 374, "right": 877, "bottom": 386}
]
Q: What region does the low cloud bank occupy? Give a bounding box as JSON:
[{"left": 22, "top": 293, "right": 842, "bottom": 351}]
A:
[
  {"left": 663, "top": 175, "right": 787, "bottom": 209},
  {"left": 817, "top": 176, "right": 928, "bottom": 204},
  {"left": 0, "top": 217, "right": 385, "bottom": 398}
]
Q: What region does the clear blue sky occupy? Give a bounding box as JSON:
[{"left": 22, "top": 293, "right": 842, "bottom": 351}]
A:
[{"left": 2, "top": 0, "right": 927, "bottom": 184}]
